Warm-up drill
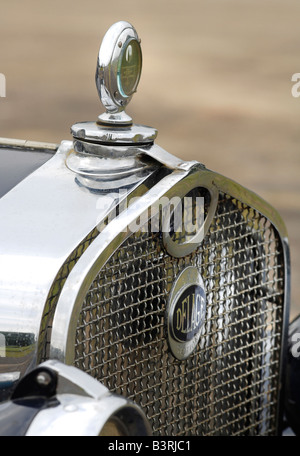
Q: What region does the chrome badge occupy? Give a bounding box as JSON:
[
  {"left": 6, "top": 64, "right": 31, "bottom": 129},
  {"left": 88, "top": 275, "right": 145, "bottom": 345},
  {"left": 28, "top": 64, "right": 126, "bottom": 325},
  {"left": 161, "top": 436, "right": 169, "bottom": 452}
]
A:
[{"left": 167, "top": 267, "right": 206, "bottom": 360}]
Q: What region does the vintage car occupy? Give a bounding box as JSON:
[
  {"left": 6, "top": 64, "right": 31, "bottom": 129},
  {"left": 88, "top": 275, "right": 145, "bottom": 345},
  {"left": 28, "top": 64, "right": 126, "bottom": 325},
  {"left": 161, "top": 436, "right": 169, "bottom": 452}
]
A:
[{"left": 0, "top": 21, "right": 298, "bottom": 437}]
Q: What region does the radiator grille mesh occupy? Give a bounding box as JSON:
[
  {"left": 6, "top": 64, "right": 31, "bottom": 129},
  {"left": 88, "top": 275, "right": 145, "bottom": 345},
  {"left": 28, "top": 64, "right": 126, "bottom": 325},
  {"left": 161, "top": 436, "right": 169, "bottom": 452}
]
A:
[{"left": 74, "top": 192, "right": 284, "bottom": 435}]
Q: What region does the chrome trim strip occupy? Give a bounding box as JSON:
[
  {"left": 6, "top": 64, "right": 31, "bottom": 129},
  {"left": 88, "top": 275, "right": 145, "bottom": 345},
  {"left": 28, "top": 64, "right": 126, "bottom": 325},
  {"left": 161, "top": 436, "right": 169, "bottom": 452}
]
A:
[
  {"left": 277, "top": 238, "right": 291, "bottom": 434},
  {"left": 209, "top": 171, "right": 288, "bottom": 240},
  {"left": 140, "top": 143, "right": 200, "bottom": 171},
  {"left": 0, "top": 137, "right": 58, "bottom": 152}
]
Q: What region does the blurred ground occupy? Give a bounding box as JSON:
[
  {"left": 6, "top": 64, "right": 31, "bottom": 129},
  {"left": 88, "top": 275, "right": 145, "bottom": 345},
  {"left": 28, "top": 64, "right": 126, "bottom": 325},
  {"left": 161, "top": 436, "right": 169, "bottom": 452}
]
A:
[{"left": 0, "top": 0, "right": 299, "bottom": 319}]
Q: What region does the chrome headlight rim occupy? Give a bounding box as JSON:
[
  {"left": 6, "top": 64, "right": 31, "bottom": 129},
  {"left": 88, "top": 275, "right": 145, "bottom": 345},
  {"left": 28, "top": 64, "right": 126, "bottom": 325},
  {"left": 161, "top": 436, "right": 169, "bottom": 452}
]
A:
[
  {"left": 0, "top": 360, "right": 152, "bottom": 437},
  {"left": 26, "top": 392, "right": 151, "bottom": 437}
]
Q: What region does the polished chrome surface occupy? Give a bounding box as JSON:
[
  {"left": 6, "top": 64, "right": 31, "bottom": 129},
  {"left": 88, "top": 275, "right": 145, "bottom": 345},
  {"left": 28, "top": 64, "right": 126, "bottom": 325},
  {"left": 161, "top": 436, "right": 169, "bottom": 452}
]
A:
[
  {"left": 95, "top": 21, "right": 141, "bottom": 121},
  {"left": 143, "top": 145, "right": 200, "bottom": 171},
  {"left": 71, "top": 139, "right": 193, "bottom": 170},
  {"left": 27, "top": 394, "right": 151, "bottom": 436},
  {"left": 25, "top": 360, "right": 151, "bottom": 436},
  {"left": 49, "top": 166, "right": 289, "bottom": 435},
  {"left": 0, "top": 140, "right": 160, "bottom": 395},
  {"left": 71, "top": 21, "right": 156, "bottom": 146},
  {"left": 65, "top": 140, "right": 193, "bottom": 190},
  {"left": 66, "top": 143, "right": 155, "bottom": 189},
  {"left": 36, "top": 360, "right": 108, "bottom": 399},
  {"left": 71, "top": 122, "right": 157, "bottom": 145}
]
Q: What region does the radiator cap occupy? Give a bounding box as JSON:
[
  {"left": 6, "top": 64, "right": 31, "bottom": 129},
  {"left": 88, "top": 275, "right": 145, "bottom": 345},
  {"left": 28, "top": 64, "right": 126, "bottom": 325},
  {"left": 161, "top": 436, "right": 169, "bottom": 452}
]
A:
[{"left": 71, "top": 21, "right": 157, "bottom": 146}]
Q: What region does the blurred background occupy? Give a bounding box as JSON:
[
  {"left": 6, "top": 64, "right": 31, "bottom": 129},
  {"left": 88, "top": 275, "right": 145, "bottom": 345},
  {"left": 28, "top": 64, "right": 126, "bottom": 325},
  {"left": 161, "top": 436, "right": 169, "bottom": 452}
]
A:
[{"left": 0, "top": 0, "right": 299, "bottom": 318}]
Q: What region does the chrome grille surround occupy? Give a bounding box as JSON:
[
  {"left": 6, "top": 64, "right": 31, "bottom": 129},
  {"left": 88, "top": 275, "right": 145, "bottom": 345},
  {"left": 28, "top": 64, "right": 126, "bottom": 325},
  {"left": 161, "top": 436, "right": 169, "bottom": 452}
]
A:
[
  {"left": 50, "top": 166, "right": 290, "bottom": 436},
  {"left": 39, "top": 226, "right": 100, "bottom": 362}
]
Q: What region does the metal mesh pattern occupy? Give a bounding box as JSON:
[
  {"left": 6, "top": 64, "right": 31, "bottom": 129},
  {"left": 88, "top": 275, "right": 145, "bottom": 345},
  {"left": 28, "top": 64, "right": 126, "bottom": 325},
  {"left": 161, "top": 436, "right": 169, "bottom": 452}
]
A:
[{"left": 74, "top": 192, "right": 284, "bottom": 435}]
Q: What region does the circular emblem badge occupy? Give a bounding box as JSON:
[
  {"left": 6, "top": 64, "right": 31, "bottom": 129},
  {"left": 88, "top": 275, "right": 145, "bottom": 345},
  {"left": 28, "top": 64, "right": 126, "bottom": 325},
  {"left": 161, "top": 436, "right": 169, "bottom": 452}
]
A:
[{"left": 167, "top": 267, "right": 206, "bottom": 360}]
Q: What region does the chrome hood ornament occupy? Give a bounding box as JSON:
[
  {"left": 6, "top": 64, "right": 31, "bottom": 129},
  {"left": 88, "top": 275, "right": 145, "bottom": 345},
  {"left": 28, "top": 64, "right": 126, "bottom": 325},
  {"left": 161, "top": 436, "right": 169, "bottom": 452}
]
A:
[
  {"left": 71, "top": 21, "right": 157, "bottom": 146},
  {"left": 96, "top": 20, "right": 142, "bottom": 125}
]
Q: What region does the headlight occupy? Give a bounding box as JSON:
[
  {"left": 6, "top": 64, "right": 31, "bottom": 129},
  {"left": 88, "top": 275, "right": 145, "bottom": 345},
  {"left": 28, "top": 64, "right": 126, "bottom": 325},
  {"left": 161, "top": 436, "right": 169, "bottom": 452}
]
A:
[{"left": 0, "top": 360, "right": 151, "bottom": 437}]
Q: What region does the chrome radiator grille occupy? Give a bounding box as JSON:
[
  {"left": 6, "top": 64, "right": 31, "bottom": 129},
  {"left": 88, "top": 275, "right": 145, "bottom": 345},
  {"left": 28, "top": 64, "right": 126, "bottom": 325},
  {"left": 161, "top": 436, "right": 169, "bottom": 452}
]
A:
[{"left": 74, "top": 192, "right": 284, "bottom": 436}]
